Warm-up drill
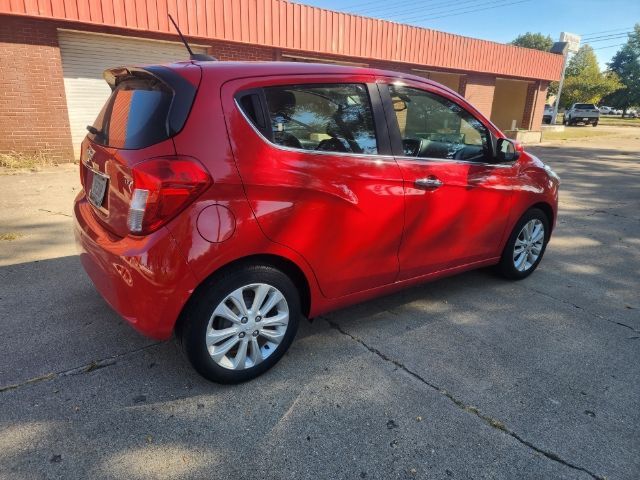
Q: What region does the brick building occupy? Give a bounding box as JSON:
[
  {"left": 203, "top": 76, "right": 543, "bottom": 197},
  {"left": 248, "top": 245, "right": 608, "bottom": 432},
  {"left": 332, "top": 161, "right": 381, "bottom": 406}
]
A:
[{"left": 0, "top": 0, "right": 563, "bottom": 161}]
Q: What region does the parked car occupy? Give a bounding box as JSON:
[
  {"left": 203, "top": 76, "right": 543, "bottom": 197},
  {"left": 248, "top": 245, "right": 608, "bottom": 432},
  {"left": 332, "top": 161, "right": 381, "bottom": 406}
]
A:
[
  {"left": 542, "top": 104, "right": 553, "bottom": 124},
  {"left": 74, "top": 61, "right": 560, "bottom": 383},
  {"left": 598, "top": 106, "right": 613, "bottom": 114},
  {"left": 563, "top": 103, "right": 600, "bottom": 126}
]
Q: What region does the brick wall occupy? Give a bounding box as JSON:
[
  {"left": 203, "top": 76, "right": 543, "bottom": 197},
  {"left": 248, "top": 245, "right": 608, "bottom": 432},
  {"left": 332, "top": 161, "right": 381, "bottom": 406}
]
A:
[
  {"left": 209, "top": 41, "right": 277, "bottom": 61},
  {"left": 0, "top": 15, "right": 74, "bottom": 162},
  {"left": 523, "top": 81, "right": 548, "bottom": 130},
  {"left": 0, "top": 15, "right": 277, "bottom": 162},
  {"left": 460, "top": 74, "right": 496, "bottom": 118},
  {"left": 1, "top": 14, "right": 544, "bottom": 161},
  {"left": 534, "top": 82, "right": 549, "bottom": 127}
]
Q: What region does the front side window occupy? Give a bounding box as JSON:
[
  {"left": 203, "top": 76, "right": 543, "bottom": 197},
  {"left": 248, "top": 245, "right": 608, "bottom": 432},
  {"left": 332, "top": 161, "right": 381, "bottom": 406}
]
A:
[
  {"left": 389, "top": 84, "right": 491, "bottom": 162},
  {"left": 261, "top": 84, "right": 378, "bottom": 155}
]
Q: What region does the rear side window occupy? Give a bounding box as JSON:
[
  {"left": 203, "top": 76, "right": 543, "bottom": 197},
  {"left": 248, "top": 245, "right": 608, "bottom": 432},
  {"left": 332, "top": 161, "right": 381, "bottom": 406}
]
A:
[
  {"left": 241, "top": 83, "right": 378, "bottom": 155},
  {"left": 89, "top": 77, "right": 172, "bottom": 149},
  {"left": 574, "top": 104, "right": 596, "bottom": 110}
]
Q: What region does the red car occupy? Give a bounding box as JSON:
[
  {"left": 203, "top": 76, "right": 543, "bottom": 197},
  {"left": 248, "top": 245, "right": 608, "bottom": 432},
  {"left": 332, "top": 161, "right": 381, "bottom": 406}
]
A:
[{"left": 74, "top": 61, "right": 559, "bottom": 383}]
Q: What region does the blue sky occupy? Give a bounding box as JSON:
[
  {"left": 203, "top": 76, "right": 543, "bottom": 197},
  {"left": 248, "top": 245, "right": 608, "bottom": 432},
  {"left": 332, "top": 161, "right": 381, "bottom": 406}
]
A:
[{"left": 299, "top": 0, "right": 638, "bottom": 69}]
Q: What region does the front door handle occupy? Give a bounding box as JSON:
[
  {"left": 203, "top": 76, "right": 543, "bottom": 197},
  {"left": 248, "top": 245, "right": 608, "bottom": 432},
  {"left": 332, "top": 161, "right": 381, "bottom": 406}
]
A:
[{"left": 414, "top": 177, "right": 443, "bottom": 189}]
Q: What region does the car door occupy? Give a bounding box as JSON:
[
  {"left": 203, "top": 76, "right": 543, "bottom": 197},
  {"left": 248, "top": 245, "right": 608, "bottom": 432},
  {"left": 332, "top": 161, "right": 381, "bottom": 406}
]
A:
[
  {"left": 378, "top": 77, "right": 517, "bottom": 280},
  {"left": 221, "top": 75, "right": 405, "bottom": 298}
]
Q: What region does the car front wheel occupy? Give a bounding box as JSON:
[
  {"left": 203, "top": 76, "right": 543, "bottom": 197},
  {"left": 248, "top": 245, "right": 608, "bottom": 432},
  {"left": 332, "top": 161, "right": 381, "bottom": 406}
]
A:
[
  {"left": 497, "top": 208, "right": 550, "bottom": 280},
  {"left": 179, "top": 265, "right": 301, "bottom": 383}
]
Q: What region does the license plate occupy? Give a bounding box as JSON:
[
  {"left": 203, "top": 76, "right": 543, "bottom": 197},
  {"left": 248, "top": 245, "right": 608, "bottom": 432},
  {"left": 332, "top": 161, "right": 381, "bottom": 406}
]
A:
[
  {"left": 583, "top": 117, "right": 589, "bottom": 121},
  {"left": 88, "top": 171, "right": 108, "bottom": 208}
]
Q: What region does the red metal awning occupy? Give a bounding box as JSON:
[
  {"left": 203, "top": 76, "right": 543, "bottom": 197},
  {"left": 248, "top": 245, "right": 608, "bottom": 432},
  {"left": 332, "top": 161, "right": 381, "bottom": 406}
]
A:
[{"left": 0, "top": 0, "right": 564, "bottom": 81}]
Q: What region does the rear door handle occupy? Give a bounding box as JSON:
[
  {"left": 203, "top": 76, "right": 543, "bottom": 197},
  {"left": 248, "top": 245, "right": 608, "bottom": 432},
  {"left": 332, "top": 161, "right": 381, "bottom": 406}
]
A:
[{"left": 414, "top": 177, "right": 443, "bottom": 189}]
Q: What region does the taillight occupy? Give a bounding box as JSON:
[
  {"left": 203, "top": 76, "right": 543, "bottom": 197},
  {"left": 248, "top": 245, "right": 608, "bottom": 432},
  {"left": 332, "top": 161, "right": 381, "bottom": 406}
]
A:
[{"left": 127, "top": 156, "right": 211, "bottom": 235}]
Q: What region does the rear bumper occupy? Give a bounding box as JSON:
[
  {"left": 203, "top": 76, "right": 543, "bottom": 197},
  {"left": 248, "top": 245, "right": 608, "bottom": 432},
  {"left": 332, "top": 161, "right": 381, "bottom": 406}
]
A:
[
  {"left": 570, "top": 115, "right": 599, "bottom": 121},
  {"left": 73, "top": 192, "right": 198, "bottom": 340}
]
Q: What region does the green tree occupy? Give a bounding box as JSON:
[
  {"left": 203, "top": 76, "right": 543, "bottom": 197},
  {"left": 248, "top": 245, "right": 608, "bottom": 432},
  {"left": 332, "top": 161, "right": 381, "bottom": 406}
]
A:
[
  {"left": 557, "top": 45, "right": 621, "bottom": 108},
  {"left": 511, "top": 32, "right": 554, "bottom": 51},
  {"left": 604, "top": 24, "right": 640, "bottom": 115}
]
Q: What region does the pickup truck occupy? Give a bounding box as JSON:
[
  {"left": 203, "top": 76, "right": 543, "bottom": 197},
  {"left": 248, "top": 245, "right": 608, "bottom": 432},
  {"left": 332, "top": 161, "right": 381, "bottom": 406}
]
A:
[
  {"left": 563, "top": 103, "right": 600, "bottom": 126},
  {"left": 542, "top": 105, "right": 553, "bottom": 124}
]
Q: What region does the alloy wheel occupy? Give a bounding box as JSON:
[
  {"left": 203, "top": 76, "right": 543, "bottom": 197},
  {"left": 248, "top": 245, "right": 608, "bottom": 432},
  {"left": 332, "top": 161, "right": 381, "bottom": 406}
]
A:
[
  {"left": 205, "top": 283, "right": 289, "bottom": 370},
  {"left": 513, "top": 219, "right": 545, "bottom": 272}
]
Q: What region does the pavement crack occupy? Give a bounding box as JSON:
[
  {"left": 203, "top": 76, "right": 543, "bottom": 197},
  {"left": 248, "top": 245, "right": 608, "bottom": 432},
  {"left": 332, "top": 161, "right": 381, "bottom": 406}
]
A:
[
  {"left": 38, "top": 208, "right": 72, "bottom": 218},
  {"left": 323, "top": 317, "right": 605, "bottom": 480},
  {"left": 525, "top": 286, "right": 640, "bottom": 334},
  {"left": 584, "top": 209, "right": 638, "bottom": 222},
  {"left": 0, "top": 341, "right": 165, "bottom": 393}
]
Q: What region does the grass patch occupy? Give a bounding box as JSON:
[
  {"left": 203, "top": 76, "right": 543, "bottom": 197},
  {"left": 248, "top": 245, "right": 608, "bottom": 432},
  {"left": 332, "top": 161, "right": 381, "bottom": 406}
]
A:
[
  {"left": 598, "top": 116, "right": 640, "bottom": 127},
  {"left": 542, "top": 128, "right": 612, "bottom": 141},
  {"left": 0, "top": 152, "right": 55, "bottom": 170},
  {"left": 0, "top": 232, "right": 24, "bottom": 241},
  {"left": 551, "top": 113, "right": 640, "bottom": 128}
]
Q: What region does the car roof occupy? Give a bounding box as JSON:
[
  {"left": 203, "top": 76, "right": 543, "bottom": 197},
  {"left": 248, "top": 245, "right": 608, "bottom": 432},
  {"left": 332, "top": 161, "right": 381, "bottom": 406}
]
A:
[{"left": 169, "top": 60, "right": 456, "bottom": 93}]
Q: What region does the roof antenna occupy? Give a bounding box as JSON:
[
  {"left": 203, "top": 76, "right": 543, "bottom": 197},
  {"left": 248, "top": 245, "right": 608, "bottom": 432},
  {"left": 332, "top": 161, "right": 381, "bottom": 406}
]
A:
[{"left": 168, "top": 14, "right": 217, "bottom": 61}]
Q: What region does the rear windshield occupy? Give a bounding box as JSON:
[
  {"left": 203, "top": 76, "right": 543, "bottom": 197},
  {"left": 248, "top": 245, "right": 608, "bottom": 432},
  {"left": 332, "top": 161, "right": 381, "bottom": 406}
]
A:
[
  {"left": 575, "top": 104, "right": 597, "bottom": 110},
  {"left": 89, "top": 77, "right": 173, "bottom": 149}
]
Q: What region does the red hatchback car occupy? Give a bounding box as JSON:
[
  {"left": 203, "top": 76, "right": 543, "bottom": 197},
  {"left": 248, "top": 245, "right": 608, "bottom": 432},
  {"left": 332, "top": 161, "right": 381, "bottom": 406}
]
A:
[{"left": 74, "top": 61, "right": 559, "bottom": 383}]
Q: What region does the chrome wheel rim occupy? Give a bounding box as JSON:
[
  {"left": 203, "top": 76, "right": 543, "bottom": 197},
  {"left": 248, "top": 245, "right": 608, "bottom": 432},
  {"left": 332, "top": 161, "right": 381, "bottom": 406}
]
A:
[
  {"left": 513, "top": 219, "right": 545, "bottom": 272},
  {"left": 206, "top": 283, "right": 289, "bottom": 370}
]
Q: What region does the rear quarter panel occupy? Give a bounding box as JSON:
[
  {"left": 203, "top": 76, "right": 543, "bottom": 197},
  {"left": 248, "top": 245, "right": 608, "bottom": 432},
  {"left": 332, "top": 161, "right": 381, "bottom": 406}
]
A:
[{"left": 166, "top": 67, "right": 325, "bottom": 312}]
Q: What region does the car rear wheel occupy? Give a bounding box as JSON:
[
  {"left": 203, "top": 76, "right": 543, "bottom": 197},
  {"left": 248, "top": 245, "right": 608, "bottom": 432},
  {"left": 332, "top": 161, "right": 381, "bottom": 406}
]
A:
[
  {"left": 496, "top": 208, "right": 550, "bottom": 280},
  {"left": 592, "top": 121, "right": 598, "bottom": 127},
  {"left": 179, "top": 265, "right": 301, "bottom": 383}
]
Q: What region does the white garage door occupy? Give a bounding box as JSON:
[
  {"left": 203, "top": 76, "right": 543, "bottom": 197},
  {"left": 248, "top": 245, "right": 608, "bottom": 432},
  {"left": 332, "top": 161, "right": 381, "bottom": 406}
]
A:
[{"left": 58, "top": 30, "right": 207, "bottom": 157}]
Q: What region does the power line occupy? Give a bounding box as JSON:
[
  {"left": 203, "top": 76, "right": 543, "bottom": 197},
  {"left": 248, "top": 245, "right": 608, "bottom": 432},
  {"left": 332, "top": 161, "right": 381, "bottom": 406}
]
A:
[
  {"left": 355, "top": 0, "right": 448, "bottom": 16},
  {"left": 391, "top": 0, "right": 532, "bottom": 23},
  {"left": 581, "top": 26, "right": 635, "bottom": 36},
  {"left": 327, "top": 0, "right": 397, "bottom": 11},
  {"left": 582, "top": 33, "right": 631, "bottom": 42},
  {"left": 352, "top": 0, "right": 522, "bottom": 19},
  {"left": 584, "top": 33, "right": 631, "bottom": 43},
  {"left": 363, "top": 0, "right": 483, "bottom": 19},
  {"left": 591, "top": 42, "right": 627, "bottom": 51},
  {"left": 313, "top": 1, "right": 627, "bottom": 38},
  {"left": 317, "top": 0, "right": 529, "bottom": 22}
]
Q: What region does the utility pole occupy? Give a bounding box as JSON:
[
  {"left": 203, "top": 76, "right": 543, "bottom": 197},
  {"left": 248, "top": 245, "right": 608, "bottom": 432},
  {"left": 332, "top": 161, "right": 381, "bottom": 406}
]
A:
[
  {"left": 550, "top": 32, "right": 581, "bottom": 125},
  {"left": 551, "top": 50, "right": 568, "bottom": 125}
]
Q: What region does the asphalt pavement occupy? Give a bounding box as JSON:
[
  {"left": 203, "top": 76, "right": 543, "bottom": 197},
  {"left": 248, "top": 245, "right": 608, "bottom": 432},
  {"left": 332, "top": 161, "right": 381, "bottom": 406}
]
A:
[{"left": 1, "top": 131, "right": 638, "bottom": 480}]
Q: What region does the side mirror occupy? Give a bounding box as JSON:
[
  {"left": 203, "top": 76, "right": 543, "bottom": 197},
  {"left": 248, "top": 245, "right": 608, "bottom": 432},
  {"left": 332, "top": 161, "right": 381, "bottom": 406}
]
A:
[{"left": 496, "top": 138, "right": 521, "bottom": 163}]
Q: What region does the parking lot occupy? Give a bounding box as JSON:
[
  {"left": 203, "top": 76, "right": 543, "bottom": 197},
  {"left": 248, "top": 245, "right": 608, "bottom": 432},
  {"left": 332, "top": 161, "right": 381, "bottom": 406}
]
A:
[{"left": 1, "top": 129, "right": 639, "bottom": 480}]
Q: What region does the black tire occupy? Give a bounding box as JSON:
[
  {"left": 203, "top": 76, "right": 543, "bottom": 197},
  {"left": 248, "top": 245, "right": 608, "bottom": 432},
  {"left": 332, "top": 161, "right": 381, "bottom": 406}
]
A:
[
  {"left": 178, "top": 264, "right": 301, "bottom": 384},
  {"left": 592, "top": 121, "right": 598, "bottom": 127},
  {"left": 496, "top": 208, "right": 550, "bottom": 280},
  {"left": 562, "top": 116, "right": 567, "bottom": 126}
]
